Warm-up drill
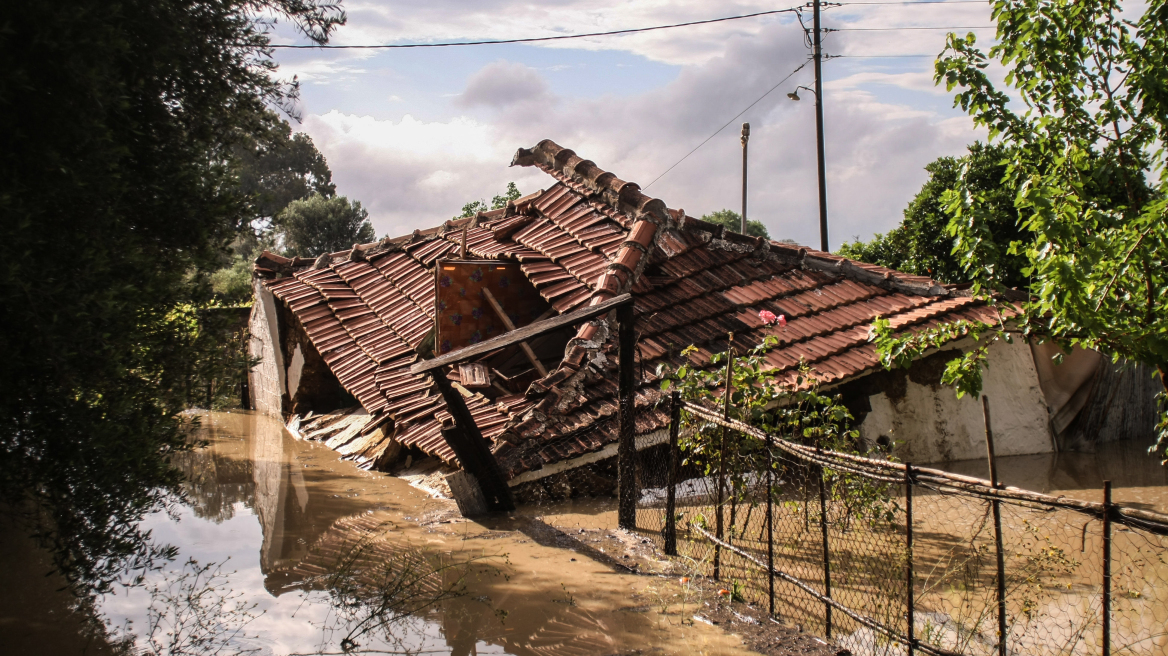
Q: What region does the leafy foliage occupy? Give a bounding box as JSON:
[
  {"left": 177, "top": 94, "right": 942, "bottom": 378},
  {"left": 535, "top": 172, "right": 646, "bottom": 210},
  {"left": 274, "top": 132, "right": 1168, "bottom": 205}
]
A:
[
  {"left": 838, "top": 143, "right": 1029, "bottom": 287},
  {"left": 209, "top": 111, "right": 339, "bottom": 304},
  {"left": 868, "top": 316, "right": 1012, "bottom": 400},
  {"left": 455, "top": 182, "right": 523, "bottom": 219},
  {"left": 0, "top": 0, "right": 344, "bottom": 592},
  {"left": 210, "top": 251, "right": 264, "bottom": 306},
  {"left": 874, "top": 0, "right": 1168, "bottom": 463},
  {"left": 233, "top": 112, "right": 337, "bottom": 225},
  {"left": 699, "top": 209, "right": 770, "bottom": 239},
  {"left": 276, "top": 194, "right": 374, "bottom": 258},
  {"left": 658, "top": 326, "right": 898, "bottom": 532},
  {"left": 661, "top": 339, "right": 852, "bottom": 454}
]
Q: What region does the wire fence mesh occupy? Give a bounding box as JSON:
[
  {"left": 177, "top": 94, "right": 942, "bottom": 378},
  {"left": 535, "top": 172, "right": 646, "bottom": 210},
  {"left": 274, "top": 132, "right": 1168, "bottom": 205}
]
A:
[{"left": 627, "top": 394, "right": 1168, "bottom": 656}]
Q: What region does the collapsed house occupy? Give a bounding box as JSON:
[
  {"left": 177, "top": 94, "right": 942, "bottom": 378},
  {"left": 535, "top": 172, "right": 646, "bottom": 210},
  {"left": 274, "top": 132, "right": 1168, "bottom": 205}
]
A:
[{"left": 248, "top": 139, "right": 1161, "bottom": 502}]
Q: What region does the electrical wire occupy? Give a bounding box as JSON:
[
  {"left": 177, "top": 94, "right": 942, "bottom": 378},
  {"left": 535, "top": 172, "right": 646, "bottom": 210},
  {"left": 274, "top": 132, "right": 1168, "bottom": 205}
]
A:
[
  {"left": 836, "top": 0, "right": 989, "bottom": 4},
  {"left": 264, "top": 6, "right": 801, "bottom": 49},
  {"left": 642, "top": 59, "right": 811, "bottom": 190},
  {"left": 830, "top": 25, "right": 995, "bottom": 29}
]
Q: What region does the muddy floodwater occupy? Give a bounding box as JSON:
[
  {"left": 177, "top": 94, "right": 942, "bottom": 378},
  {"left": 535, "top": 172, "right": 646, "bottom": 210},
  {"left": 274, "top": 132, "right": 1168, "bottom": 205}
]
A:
[
  {"left": 2, "top": 411, "right": 765, "bottom": 656},
  {"left": 3, "top": 411, "right": 1166, "bottom": 656}
]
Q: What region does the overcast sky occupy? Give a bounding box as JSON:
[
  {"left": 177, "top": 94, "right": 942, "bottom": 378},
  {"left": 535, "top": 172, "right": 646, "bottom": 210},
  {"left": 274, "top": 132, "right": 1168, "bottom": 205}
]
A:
[{"left": 270, "top": 0, "right": 998, "bottom": 250}]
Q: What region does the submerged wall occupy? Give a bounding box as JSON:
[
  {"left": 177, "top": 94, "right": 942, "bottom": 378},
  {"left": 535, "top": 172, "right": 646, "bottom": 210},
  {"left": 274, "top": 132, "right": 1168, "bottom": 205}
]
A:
[{"left": 844, "top": 338, "right": 1054, "bottom": 464}]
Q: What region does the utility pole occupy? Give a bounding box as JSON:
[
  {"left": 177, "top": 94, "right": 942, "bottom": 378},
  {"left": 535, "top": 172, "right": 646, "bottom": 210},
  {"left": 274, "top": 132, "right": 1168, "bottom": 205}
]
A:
[
  {"left": 741, "top": 123, "right": 750, "bottom": 234},
  {"left": 812, "top": 0, "right": 829, "bottom": 252}
]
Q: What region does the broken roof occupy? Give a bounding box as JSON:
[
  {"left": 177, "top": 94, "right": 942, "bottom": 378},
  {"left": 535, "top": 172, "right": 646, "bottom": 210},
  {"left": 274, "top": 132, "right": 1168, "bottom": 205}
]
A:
[{"left": 254, "top": 139, "right": 1014, "bottom": 477}]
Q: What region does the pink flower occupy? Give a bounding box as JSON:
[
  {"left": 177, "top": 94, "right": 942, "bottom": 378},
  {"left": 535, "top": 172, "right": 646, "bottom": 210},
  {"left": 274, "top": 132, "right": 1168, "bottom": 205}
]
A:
[
  {"left": 759, "top": 310, "right": 777, "bottom": 325},
  {"left": 778, "top": 314, "right": 787, "bottom": 327}
]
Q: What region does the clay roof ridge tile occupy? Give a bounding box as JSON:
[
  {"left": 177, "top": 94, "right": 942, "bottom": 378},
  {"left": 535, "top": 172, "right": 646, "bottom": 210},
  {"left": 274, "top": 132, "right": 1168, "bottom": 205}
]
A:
[{"left": 513, "top": 140, "right": 675, "bottom": 231}]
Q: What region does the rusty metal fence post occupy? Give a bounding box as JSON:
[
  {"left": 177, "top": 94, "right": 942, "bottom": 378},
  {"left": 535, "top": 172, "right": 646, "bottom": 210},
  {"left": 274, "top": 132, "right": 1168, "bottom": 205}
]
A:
[
  {"left": 715, "top": 429, "right": 726, "bottom": 581},
  {"left": 714, "top": 335, "right": 734, "bottom": 581},
  {"left": 617, "top": 303, "right": 637, "bottom": 529},
  {"left": 983, "top": 396, "right": 1007, "bottom": 656},
  {"left": 766, "top": 428, "right": 775, "bottom": 616},
  {"left": 818, "top": 454, "right": 832, "bottom": 638},
  {"left": 905, "top": 463, "right": 915, "bottom": 656},
  {"left": 1102, "top": 480, "right": 1112, "bottom": 656},
  {"left": 664, "top": 390, "right": 681, "bottom": 556}
]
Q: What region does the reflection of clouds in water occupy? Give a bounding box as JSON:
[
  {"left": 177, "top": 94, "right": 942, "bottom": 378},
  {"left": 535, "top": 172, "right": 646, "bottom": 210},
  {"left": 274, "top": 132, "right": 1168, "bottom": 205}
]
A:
[
  {"left": 98, "top": 504, "right": 486, "bottom": 656},
  {"left": 94, "top": 413, "right": 758, "bottom": 656},
  {"left": 100, "top": 409, "right": 500, "bottom": 656}
]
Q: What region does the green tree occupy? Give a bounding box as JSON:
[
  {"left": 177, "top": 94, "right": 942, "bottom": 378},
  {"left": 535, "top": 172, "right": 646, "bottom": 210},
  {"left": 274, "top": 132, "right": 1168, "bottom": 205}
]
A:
[
  {"left": 234, "top": 111, "right": 337, "bottom": 224},
  {"left": 210, "top": 251, "right": 263, "bottom": 305},
  {"left": 838, "top": 143, "right": 1028, "bottom": 288},
  {"left": 210, "top": 112, "right": 336, "bottom": 305},
  {"left": 455, "top": 182, "right": 522, "bottom": 219},
  {"left": 0, "top": 0, "right": 344, "bottom": 592},
  {"left": 873, "top": 0, "right": 1168, "bottom": 463},
  {"left": 278, "top": 194, "right": 375, "bottom": 258},
  {"left": 699, "top": 209, "right": 770, "bottom": 239}
]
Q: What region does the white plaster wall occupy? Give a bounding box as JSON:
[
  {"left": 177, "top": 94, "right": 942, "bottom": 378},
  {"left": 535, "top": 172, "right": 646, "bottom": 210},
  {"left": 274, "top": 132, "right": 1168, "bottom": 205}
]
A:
[
  {"left": 857, "top": 338, "right": 1054, "bottom": 464},
  {"left": 286, "top": 343, "right": 304, "bottom": 402},
  {"left": 248, "top": 280, "right": 286, "bottom": 418}
]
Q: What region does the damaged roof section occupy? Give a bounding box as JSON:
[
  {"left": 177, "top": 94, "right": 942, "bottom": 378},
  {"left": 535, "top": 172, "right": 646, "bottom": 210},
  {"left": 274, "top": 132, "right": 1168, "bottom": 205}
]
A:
[
  {"left": 488, "top": 140, "right": 1016, "bottom": 480},
  {"left": 254, "top": 138, "right": 1015, "bottom": 480}
]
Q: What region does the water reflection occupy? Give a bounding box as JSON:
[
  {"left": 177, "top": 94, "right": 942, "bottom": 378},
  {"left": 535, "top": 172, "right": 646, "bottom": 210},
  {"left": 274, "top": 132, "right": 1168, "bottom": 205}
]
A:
[
  {"left": 173, "top": 423, "right": 255, "bottom": 522},
  {"left": 21, "top": 412, "right": 1167, "bottom": 655},
  {"left": 103, "top": 412, "right": 757, "bottom": 656},
  {"left": 109, "top": 413, "right": 498, "bottom": 655}
]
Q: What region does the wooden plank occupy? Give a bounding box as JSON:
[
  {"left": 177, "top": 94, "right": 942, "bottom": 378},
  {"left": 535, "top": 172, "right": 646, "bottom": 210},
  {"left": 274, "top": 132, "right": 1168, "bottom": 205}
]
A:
[
  {"left": 431, "top": 373, "right": 515, "bottom": 512},
  {"left": 410, "top": 293, "right": 632, "bottom": 374},
  {"left": 481, "top": 287, "right": 548, "bottom": 377},
  {"left": 445, "top": 469, "right": 489, "bottom": 516}
]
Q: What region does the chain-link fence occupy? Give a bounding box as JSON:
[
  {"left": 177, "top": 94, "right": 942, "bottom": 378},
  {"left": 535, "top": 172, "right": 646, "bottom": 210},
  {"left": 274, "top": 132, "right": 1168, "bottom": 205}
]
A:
[{"left": 627, "top": 392, "right": 1168, "bottom": 656}]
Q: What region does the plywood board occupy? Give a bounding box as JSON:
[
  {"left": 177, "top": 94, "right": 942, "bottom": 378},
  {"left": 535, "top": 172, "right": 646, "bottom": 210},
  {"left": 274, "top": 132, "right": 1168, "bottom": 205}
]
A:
[{"left": 434, "top": 260, "right": 548, "bottom": 356}]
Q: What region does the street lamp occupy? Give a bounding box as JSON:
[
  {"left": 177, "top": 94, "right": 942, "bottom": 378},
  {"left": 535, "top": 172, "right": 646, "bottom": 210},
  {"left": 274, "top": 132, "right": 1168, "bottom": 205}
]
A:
[
  {"left": 788, "top": 81, "right": 829, "bottom": 252},
  {"left": 787, "top": 86, "right": 813, "bottom": 102}
]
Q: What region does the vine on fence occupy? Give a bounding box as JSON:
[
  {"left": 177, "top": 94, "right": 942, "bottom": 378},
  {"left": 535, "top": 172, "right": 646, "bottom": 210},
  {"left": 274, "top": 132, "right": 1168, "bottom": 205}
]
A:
[{"left": 656, "top": 317, "right": 900, "bottom": 534}]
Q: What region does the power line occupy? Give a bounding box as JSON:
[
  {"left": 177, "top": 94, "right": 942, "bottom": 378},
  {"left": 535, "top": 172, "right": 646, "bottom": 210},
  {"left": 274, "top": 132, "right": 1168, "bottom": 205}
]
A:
[
  {"left": 643, "top": 59, "right": 811, "bottom": 191},
  {"left": 264, "top": 6, "right": 801, "bottom": 49},
  {"left": 829, "top": 25, "right": 995, "bottom": 30},
  {"left": 836, "top": 1, "right": 989, "bottom": 4}
]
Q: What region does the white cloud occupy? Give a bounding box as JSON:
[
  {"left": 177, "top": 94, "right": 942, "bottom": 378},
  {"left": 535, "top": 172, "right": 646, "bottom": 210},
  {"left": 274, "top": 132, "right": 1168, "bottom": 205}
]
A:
[
  {"left": 827, "top": 70, "right": 949, "bottom": 96},
  {"left": 457, "top": 61, "right": 552, "bottom": 108},
  {"left": 274, "top": 52, "right": 374, "bottom": 84},
  {"left": 301, "top": 112, "right": 547, "bottom": 236},
  {"left": 322, "top": 0, "right": 800, "bottom": 66},
  {"left": 293, "top": 2, "right": 993, "bottom": 248},
  {"left": 294, "top": 0, "right": 998, "bottom": 68}
]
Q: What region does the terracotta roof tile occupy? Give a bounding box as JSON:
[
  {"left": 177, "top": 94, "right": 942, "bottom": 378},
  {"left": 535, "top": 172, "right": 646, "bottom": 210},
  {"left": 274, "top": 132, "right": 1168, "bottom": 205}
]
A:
[{"left": 260, "top": 140, "right": 1011, "bottom": 479}]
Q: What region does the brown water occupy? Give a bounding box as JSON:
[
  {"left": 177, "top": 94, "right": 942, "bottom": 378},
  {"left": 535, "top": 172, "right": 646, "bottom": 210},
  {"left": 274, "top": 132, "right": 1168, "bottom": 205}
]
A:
[
  {"left": 3, "top": 411, "right": 761, "bottom": 656},
  {"left": 5, "top": 413, "right": 1166, "bottom": 656},
  {"left": 936, "top": 439, "right": 1168, "bottom": 514}
]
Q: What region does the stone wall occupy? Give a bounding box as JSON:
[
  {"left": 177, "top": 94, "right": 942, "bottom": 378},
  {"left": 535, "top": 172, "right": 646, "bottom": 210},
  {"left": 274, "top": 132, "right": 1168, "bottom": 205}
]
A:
[{"left": 248, "top": 280, "right": 286, "bottom": 418}]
